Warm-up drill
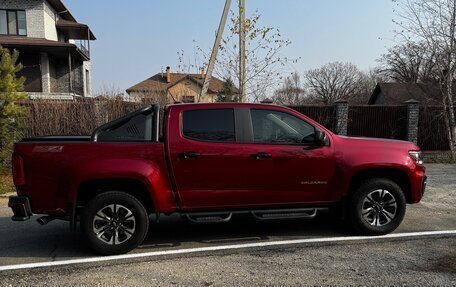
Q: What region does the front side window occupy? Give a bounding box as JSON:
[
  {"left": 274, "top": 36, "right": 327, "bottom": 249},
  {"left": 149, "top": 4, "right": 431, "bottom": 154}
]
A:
[
  {"left": 183, "top": 109, "right": 235, "bottom": 142},
  {"left": 0, "top": 10, "right": 27, "bottom": 36},
  {"left": 251, "top": 109, "right": 315, "bottom": 144}
]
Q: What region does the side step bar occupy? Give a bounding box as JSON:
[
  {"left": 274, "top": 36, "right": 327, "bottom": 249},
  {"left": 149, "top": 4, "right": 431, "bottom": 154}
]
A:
[
  {"left": 186, "top": 213, "right": 232, "bottom": 224},
  {"left": 251, "top": 208, "right": 319, "bottom": 221},
  {"left": 183, "top": 208, "right": 329, "bottom": 224}
]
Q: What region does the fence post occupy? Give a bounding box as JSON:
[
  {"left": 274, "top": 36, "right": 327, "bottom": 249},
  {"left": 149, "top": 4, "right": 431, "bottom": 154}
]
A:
[
  {"left": 334, "top": 100, "right": 348, "bottom": 135},
  {"left": 93, "top": 100, "right": 105, "bottom": 127},
  {"left": 405, "top": 99, "right": 419, "bottom": 144}
]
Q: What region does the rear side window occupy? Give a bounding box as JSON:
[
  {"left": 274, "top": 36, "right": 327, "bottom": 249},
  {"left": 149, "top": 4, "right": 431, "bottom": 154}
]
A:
[{"left": 183, "top": 109, "right": 235, "bottom": 142}]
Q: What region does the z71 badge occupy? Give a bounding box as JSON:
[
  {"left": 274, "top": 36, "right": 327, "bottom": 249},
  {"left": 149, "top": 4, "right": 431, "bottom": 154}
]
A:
[{"left": 32, "top": 146, "right": 64, "bottom": 153}]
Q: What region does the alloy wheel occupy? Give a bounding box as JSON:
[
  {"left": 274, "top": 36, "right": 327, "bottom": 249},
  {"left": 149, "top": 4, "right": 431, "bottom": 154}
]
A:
[
  {"left": 361, "top": 189, "right": 397, "bottom": 227},
  {"left": 92, "top": 204, "right": 136, "bottom": 245}
]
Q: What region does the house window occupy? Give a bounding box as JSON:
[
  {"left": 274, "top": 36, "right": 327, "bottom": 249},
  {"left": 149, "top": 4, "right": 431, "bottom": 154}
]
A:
[
  {"left": 0, "top": 10, "right": 27, "bottom": 36},
  {"left": 182, "top": 95, "right": 195, "bottom": 103}
]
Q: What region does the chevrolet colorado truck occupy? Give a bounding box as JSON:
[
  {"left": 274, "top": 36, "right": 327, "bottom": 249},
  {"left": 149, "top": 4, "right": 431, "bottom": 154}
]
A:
[{"left": 8, "top": 103, "right": 427, "bottom": 254}]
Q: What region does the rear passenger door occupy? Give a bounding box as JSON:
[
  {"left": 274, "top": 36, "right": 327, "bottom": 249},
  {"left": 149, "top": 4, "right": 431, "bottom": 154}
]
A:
[{"left": 167, "top": 106, "right": 247, "bottom": 210}]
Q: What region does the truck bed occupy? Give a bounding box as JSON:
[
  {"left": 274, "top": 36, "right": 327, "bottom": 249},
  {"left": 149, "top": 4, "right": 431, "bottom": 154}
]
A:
[{"left": 13, "top": 141, "right": 176, "bottom": 215}]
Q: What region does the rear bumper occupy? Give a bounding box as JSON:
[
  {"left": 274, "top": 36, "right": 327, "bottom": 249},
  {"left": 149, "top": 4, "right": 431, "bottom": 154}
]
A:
[{"left": 8, "top": 196, "right": 32, "bottom": 221}]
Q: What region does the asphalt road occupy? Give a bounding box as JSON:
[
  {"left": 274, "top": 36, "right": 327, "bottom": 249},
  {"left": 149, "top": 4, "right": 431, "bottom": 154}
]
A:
[{"left": 0, "top": 164, "right": 455, "bottom": 286}]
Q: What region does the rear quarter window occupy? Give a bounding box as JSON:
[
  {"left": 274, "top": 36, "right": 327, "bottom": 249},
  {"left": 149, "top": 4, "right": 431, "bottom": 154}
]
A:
[
  {"left": 96, "top": 113, "right": 153, "bottom": 142},
  {"left": 182, "top": 109, "right": 235, "bottom": 142}
]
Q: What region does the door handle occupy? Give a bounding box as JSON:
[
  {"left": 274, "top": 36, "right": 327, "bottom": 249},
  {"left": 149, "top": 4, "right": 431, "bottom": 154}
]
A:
[
  {"left": 250, "top": 152, "right": 272, "bottom": 159},
  {"left": 178, "top": 152, "right": 201, "bottom": 159}
]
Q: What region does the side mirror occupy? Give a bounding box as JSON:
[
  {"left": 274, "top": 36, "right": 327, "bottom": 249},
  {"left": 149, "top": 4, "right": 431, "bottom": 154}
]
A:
[{"left": 314, "top": 130, "right": 326, "bottom": 146}]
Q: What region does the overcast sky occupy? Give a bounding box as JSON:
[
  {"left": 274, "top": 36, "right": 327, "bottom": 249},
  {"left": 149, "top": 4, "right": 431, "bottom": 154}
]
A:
[{"left": 65, "top": 0, "right": 397, "bottom": 93}]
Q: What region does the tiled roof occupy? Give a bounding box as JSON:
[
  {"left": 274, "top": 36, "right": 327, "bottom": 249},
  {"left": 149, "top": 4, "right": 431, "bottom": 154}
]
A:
[
  {"left": 369, "top": 82, "right": 443, "bottom": 105},
  {"left": 126, "top": 73, "right": 239, "bottom": 95}
]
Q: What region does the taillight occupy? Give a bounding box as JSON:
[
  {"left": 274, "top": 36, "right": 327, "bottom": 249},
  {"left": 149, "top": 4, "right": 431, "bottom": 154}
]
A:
[{"left": 12, "top": 153, "right": 25, "bottom": 186}]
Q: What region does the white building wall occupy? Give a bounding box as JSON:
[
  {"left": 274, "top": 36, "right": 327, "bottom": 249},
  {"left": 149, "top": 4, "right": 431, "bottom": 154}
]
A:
[
  {"left": 82, "top": 61, "right": 92, "bottom": 97},
  {"left": 43, "top": 0, "right": 58, "bottom": 41}
]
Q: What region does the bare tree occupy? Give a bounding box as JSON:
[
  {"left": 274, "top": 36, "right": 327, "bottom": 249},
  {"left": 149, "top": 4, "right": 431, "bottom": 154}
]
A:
[
  {"left": 377, "top": 41, "right": 440, "bottom": 83},
  {"left": 216, "top": 10, "right": 298, "bottom": 102},
  {"left": 95, "top": 85, "right": 126, "bottom": 99},
  {"left": 186, "top": 8, "right": 298, "bottom": 102},
  {"left": 304, "top": 62, "right": 367, "bottom": 104},
  {"left": 393, "top": 0, "right": 456, "bottom": 158},
  {"left": 273, "top": 73, "right": 309, "bottom": 105},
  {"left": 136, "top": 90, "right": 169, "bottom": 106},
  {"left": 350, "top": 69, "right": 386, "bottom": 105}
]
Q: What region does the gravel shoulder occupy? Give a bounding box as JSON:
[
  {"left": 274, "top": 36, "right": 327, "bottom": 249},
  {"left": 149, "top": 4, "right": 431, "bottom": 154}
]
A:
[{"left": 0, "top": 237, "right": 454, "bottom": 287}]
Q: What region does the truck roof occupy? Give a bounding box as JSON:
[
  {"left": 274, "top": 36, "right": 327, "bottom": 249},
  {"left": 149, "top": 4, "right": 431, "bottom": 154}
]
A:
[{"left": 165, "top": 102, "right": 284, "bottom": 110}]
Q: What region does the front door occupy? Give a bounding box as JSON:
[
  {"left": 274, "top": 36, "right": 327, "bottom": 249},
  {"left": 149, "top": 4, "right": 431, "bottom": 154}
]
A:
[{"left": 240, "top": 108, "right": 336, "bottom": 206}]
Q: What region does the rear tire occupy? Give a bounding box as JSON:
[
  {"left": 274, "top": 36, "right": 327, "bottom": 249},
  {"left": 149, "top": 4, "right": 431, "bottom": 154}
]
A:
[
  {"left": 349, "top": 178, "right": 406, "bottom": 235},
  {"left": 81, "top": 191, "right": 149, "bottom": 255}
]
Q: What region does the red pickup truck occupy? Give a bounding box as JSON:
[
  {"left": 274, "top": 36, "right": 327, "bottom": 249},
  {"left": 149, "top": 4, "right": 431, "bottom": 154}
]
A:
[{"left": 8, "top": 103, "right": 426, "bottom": 254}]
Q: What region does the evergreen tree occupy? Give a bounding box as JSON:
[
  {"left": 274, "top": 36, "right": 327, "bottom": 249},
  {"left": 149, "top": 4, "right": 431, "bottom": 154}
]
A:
[
  {"left": 216, "top": 78, "right": 236, "bottom": 102},
  {"left": 0, "top": 46, "right": 27, "bottom": 165}
]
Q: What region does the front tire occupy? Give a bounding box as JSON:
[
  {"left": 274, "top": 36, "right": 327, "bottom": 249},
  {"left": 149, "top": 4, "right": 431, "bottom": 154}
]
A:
[
  {"left": 349, "top": 178, "right": 406, "bottom": 235},
  {"left": 81, "top": 191, "right": 149, "bottom": 255}
]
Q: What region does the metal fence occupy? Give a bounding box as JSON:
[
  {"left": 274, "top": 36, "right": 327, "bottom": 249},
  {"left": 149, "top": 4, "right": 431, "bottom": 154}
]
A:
[
  {"left": 418, "top": 106, "right": 453, "bottom": 151},
  {"left": 347, "top": 106, "right": 408, "bottom": 140},
  {"left": 293, "top": 104, "right": 452, "bottom": 151},
  {"left": 289, "top": 105, "right": 335, "bottom": 131}
]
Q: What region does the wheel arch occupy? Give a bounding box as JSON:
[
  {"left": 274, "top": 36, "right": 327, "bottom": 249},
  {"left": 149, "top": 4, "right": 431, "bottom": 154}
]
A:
[
  {"left": 76, "top": 178, "right": 156, "bottom": 214},
  {"left": 347, "top": 168, "right": 412, "bottom": 203}
]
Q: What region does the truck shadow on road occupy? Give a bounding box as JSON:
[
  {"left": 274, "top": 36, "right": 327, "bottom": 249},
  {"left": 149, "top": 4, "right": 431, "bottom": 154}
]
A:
[
  {"left": 140, "top": 213, "right": 349, "bottom": 250},
  {"left": 0, "top": 213, "right": 348, "bottom": 260}
]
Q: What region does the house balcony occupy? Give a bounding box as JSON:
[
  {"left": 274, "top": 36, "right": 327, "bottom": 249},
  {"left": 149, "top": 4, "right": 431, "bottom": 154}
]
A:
[
  {"left": 75, "top": 40, "right": 90, "bottom": 59},
  {"left": 57, "top": 19, "right": 95, "bottom": 60}
]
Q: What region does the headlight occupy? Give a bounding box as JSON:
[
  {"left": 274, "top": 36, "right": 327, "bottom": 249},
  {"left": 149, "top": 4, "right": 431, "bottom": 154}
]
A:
[{"left": 409, "top": 151, "right": 423, "bottom": 165}]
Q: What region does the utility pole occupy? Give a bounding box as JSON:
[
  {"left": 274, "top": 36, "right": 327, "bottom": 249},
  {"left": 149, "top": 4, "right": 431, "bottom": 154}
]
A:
[
  {"left": 239, "top": 0, "right": 246, "bottom": 102},
  {"left": 200, "top": 0, "right": 232, "bottom": 102}
]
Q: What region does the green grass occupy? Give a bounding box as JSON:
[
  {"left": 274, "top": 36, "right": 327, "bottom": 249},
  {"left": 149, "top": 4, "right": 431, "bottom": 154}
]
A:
[{"left": 0, "top": 168, "right": 15, "bottom": 195}]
